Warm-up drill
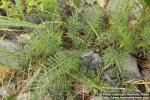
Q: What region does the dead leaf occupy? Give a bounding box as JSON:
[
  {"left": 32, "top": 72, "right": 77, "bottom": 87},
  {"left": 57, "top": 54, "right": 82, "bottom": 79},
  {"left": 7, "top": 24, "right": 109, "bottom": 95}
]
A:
[
  {"left": 74, "top": 84, "right": 88, "bottom": 95},
  {"left": 0, "top": 65, "right": 12, "bottom": 84},
  {"left": 128, "top": 16, "right": 138, "bottom": 29}
]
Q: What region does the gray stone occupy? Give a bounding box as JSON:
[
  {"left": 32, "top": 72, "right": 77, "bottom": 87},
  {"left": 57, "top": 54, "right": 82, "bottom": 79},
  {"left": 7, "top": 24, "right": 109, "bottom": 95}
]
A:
[
  {"left": 0, "top": 38, "right": 22, "bottom": 67},
  {"left": 0, "top": 33, "right": 30, "bottom": 67},
  {"left": 103, "top": 71, "right": 115, "bottom": 85},
  {"left": 81, "top": 51, "right": 102, "bottom": 74},
  {"left": 0, "top": 39, "right": 20, "bottom": 52},
  {"left": 123, "top": 55, "right": 142, "bottom": 81},
  {"left": 25, "top": 15, "right": 41, "bottom": 24}
]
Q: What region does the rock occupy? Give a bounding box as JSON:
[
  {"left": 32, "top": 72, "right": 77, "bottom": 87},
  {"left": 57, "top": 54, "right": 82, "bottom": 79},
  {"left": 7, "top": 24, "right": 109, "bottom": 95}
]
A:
[
  {"left": 123, "top": 55, "right": 142, "bottom": 81},
  {"left": 0, "top": 88, "right": 6, "bottom": 99},
  {"left": 0, "top": 39, "right": 20, "bottom": 52},
  {"left": 25, "top": 15, "right": 41, "bottom": 24},
  {"left": 0, "top": 55, "right": 22, "bottom": 67},
  {"left": 0, "top": 34, "right": 30, "bottom": 67},
  {"left": 81, "top": 50, "right": 142, "bottom": 86},
  {"left": 81, "top": 51, "right": 102, "bottom": 74},
  {"left": 102, "top": 70, "right": 115, "bottom": 85},
  {"left": 0, "top": 38, "right": 23, "bottom": 67}
]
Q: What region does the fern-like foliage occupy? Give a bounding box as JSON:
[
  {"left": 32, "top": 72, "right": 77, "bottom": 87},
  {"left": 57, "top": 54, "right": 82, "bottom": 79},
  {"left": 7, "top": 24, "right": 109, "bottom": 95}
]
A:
[
  {"left": 31, "top": 51, "right": 79, "bottom": 99},
  {"left": 0, "top": 0, "right": 150, "bottom": 99}
]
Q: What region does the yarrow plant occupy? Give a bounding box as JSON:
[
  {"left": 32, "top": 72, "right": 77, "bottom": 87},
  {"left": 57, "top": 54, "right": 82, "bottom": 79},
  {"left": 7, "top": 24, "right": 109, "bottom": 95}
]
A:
[{"left": 0, "top": 0, "right": 150, "bottom": 99}]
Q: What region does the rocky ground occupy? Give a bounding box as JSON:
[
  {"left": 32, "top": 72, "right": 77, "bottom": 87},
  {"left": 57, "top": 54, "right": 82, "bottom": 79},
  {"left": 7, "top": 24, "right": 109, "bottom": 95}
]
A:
[{"left": 0, "top": 0, "right": 150, "bottom": 100}]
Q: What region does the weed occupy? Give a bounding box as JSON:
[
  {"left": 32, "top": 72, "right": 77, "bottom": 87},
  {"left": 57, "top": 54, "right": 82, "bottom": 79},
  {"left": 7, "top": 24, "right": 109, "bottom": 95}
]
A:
[{"left": 0, "top": 0, "right": 150, "bottom": 99}]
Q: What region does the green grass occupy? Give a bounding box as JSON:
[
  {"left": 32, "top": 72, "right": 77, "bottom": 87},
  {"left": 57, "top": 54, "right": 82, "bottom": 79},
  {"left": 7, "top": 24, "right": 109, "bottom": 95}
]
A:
[{"left": 0, "top": 0, "right": 150, "bottom": 99}]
